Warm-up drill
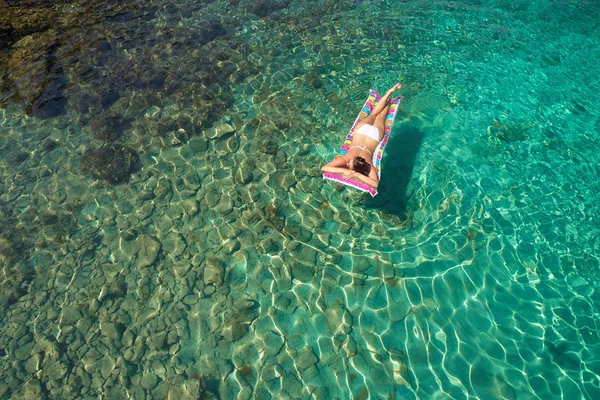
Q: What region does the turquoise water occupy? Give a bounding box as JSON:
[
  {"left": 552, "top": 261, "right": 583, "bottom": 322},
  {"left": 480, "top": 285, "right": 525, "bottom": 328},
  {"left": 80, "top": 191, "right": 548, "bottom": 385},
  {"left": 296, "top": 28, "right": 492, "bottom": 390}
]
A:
[{"left": 1, "top": 0, "right": 599, "bottom": 398}]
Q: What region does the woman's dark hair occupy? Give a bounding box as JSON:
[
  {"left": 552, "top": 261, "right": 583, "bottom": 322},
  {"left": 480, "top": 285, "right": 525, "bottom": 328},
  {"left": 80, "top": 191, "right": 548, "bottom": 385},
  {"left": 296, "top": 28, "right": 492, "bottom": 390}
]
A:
[{"left": 353, "top": 157, "right": 371, "bottom": 176}]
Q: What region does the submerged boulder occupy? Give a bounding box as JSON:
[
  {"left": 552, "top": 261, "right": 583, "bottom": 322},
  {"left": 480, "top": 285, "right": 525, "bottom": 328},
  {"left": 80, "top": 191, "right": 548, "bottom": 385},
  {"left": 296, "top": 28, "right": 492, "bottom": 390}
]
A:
[
  {"left": 79, "top": 144, "right": 139, "bottom": 183},
  {"left": 489, "top": 121, "right": 533, "bottom": 143},
  {"left": 248, "top": 0, "right": 288, "bottom": 18},
  {"left": 198, "top": 21, "right": 227, "bottom": 45},
  {"left": 89, "top": 112, "right": 132, "bottom": 142},
  {"left": 0, "top": 1, "right": 55, "bottom": 49},
  {"left": 6, "top": 30, "right": 67, "bottom": 118}
]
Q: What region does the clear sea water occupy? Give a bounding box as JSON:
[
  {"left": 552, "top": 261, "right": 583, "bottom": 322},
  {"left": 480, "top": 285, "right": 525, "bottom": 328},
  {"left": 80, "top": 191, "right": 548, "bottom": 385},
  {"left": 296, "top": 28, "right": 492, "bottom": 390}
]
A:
[{"left": 1, "top": 0, "right": 599, "bottom": 398}]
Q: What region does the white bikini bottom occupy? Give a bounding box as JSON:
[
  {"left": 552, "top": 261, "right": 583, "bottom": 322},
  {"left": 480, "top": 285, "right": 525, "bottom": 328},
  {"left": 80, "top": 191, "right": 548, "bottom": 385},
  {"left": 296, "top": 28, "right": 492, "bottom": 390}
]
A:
[{"left": 355, "top": 124, "right": 381, "bottom": 142}]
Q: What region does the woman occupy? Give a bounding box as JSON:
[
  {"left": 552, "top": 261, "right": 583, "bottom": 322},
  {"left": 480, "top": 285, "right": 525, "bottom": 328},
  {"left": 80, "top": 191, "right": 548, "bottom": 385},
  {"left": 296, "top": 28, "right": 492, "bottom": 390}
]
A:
[{"left": 321, "top": 83, "right": 402, "bottom": 189}]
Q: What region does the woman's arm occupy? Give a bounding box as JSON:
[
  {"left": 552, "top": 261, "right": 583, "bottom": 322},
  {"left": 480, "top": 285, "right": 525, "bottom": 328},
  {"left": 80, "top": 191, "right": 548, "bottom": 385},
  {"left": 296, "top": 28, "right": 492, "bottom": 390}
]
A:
[
  {"left": 322, "top": 166, "right": 352, "bottom": 175},
  {"left": 322, "top": 157, "right": 378, "bottom": 188},
  {"left": 321, "top": 156, "right": 347, "bottom": 174},
  {"left": 352, "top": 171, "right": 378, "bottom": 189},
  {"left": 336, "top": 170, "right": 378, "bottom": 188}
]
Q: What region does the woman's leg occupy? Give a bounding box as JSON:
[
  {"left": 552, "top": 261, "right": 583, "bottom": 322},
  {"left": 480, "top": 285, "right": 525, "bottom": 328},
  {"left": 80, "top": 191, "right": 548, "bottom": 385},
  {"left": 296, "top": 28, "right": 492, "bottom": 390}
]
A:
[
  {"left": 373, "top": 104, "right": 390, "bottom": 140},
  {"left": 370, "top": 83, "right": 402, "bottom": 118},
  {"left": 354, "top": 83, "right": 401, "bottom": 131},
  {"left": 354, "top": 113, "right": 377, "bottom": 131}
]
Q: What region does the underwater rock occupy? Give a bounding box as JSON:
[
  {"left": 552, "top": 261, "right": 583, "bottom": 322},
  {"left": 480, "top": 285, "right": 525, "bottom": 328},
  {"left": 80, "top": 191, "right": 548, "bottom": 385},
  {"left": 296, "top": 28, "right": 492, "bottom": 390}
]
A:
[
  {"left": 99, "top": 86, "right": 121, "bottom": 109},
  {"left": 206, "top": 122, "right": 235, "bottom": 140},
  {"left": 215, "top": 196, "right": 233, "bottom": 216},
  {"left": 489, "top": 121, "right": 533, "bottom": 142},
  {"left": 198, "top": 21, "right": 227, "bottom": 46},
  {"left": 89, "top": 112, "right": 132, "bottom": 142},
  {"left": 97, "top": 356, "right": 115, "bottom": 380},
  {"left": 204, "top": 185, "right": 221, "bottom": 208},
  {"left": 214, "top": 135, "right": 239, "bottom": 155},
  {"left": 261, "top": 331, "right": 284, "bottom": 357},
  {"left": 41, "top": 138, "right": 59, "bottom": 153},
  {"left": 0, "top": 2, "right": 55, "bottom": 49},
  {"left": 100, "top": 322, "right": 125, "bottom": 341},
  {"left": 222, "top": 302, "right": 259, "bottom": 342},
  {"left": 188, "top": 136, "right": 208, "bottom": 152},
  {"left": 223, "top": 239, "right": 240, "bottom": 255},
  {"left": 141, "top": 372, "right": 158, "bottom": 390},
  {"left": 134, "top": 202, "right": 155, "bottom": 221},
  {"left": 13, "top": 379, "right": 42, "bottom": 399},
  {"left": 105, "top": 385, "right": 128, "bottom": 400},
  {"left": 221, "top": 322, "right": 246, "bottom": 343},
  {"left": 161, "top": 232, "right": 186, "bottom": 257},
  {"left": 25, "top": 354, "right": 42, "bottom": 374},
  {"left": 248, "top": 0, "right": 288, "bottom": 18},
  {"left": 14, "top": 339, "right": 35, "bottom": 361},
  {"left": 204, "top": 285, "right": 216, "bottom": 296},
  {"left": 263, "top": 138, "right": 278, "bottom": 156},
  {"left": 61, "top": 306, "right": 82, "bottom": 325},
  {"left": 5, "top": 0, "right": 72, "bottom": 6},
  {"left": 120, "top": 229, "right": 137, "bottom": 242},
  {"left": 261, "top": 363, "right": 284, "bottom": 382},
  {"left": 13, "top": 151, "right": 30, "bottom": 164},
  {"left": 182, "top": 295, "right": 198, "bottom": 305},
  {"left": 290, "top": 262, "right": 314, "bottom": 282},
  {"left": 176, "top": 115, "right": 193, "bottom": 132},
  {"left": 79, "top": 144, "right": 139, "bottom": 183},
  {"left": 136, "top": 235, "right": 161, "bottom": 268},
  {"left": 153, "top": 119, "right": 177, "bottom": 137},
  {"left": 182, "top": 172, "right": 201, "bottom": 191},
  {"left": 268, "top": 171, "right": 297, "bottom": 191},
  {"left": 154, "top": 179, "right": 174, "bottom": 206},
  {"left": 203, "top": 256, "right": 224, "bottom": 287},
  {"left": 6, "top": 29, "right": 67, "bottom": 118},
  {"left": 324, "top": 305, "right": 345, "bottom": 335},
  {"left": 235, "top": 161, "right": 253, "bottom": 184},
  {"left": 181, "top": 199, "right": 199, "bottom": 216}
]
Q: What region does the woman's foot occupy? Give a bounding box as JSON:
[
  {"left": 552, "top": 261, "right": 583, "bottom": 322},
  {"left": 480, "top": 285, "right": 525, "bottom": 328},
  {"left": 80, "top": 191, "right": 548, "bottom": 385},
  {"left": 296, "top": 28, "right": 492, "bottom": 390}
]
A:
[{"left": 390, "top": 82, "right": 402, "bottom": 92}]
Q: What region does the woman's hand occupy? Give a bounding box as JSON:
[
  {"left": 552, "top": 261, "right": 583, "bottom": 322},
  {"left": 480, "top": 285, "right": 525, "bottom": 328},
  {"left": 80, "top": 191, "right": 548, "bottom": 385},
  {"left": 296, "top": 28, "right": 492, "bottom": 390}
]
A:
[{"left": 342, "top": 170, "right": 358, "bottom": 180}]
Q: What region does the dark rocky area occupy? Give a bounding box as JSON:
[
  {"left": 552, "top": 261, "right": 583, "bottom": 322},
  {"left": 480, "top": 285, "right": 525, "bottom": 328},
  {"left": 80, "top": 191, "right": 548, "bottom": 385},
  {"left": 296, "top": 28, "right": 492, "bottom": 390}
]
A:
[
  {"left": 0, "top": 0, "right": 73, "bottom": 118},
  {"left": 79, "top": 144, "right": 139, "bottom": 183},
  {"left": 0, "top": 0, "right": 262, "bottom": 185},
  {"left": 6, "top": 29, "right": 67, "bottom": 118},
  {"left": 0, "top": 0, "right": 56, "bottom": 49}
]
